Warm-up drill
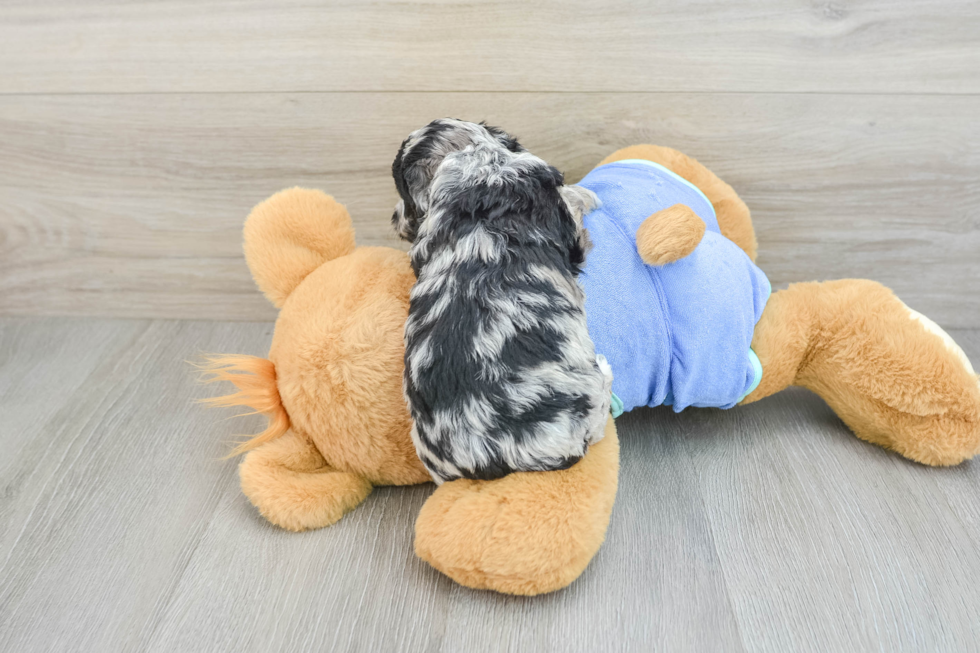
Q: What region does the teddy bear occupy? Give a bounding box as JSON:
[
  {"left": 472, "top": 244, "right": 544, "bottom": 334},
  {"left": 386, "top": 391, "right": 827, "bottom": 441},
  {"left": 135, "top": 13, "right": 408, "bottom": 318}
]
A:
[{"left": 202, "top": 144, "right": 980, "bottom": 596}]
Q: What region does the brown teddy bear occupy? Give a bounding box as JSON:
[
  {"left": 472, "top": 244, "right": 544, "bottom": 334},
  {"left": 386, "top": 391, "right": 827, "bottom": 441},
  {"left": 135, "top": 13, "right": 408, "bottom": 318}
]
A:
[{"left": 202, "top": 145, "right": 980, "bottom": 596}]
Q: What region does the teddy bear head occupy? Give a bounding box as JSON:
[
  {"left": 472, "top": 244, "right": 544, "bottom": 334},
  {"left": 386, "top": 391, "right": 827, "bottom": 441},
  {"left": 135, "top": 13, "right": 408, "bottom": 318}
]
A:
[{"left": 227, "top": 188, "right": 429, "bottom": 485}]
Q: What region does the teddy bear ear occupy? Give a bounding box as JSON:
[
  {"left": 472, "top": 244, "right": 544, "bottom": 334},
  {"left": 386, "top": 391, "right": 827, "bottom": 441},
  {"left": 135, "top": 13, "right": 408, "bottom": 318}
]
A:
[{"left": 243, "top": 188, "right": 357, "bottom": 308}]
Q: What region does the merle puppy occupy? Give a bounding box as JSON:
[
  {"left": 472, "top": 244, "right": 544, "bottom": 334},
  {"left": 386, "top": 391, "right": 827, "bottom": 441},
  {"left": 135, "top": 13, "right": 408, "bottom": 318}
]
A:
[{"left": 391, "top": 118, "right": 612, "bottom": 484}]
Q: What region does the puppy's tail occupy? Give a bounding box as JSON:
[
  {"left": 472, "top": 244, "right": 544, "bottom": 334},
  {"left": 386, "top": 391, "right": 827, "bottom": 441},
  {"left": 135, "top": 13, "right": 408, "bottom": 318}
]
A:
[{"left": 196, "top": 355, "right": 290, "bottom": 457}]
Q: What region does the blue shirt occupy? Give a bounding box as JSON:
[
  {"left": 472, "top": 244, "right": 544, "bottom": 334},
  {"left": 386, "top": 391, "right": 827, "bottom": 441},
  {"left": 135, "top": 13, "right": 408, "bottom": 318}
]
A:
[{"left": 576, "top": 160, "right": 770, "bottom": 413}]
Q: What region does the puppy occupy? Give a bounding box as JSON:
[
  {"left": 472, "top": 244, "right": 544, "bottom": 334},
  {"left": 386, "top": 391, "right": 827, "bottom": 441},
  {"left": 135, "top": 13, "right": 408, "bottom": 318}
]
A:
[{"left": 391, "top": 118, "right": 612, "bottom": 484}]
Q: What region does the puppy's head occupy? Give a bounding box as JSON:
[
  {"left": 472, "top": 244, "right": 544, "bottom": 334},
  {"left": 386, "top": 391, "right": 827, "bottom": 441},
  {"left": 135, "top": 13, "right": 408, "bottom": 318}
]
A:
[
  {"left": 391, "top": 119, "right": 599, "bottom": 275},
  {"left": 391, "top": 119, "right": 525, "bottom": 242}
]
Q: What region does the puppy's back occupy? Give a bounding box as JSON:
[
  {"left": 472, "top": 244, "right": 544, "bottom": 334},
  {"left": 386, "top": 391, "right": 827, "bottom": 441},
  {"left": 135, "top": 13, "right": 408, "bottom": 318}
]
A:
[{"left": 404, "top": 148, "right": 610, "bottom": 483}]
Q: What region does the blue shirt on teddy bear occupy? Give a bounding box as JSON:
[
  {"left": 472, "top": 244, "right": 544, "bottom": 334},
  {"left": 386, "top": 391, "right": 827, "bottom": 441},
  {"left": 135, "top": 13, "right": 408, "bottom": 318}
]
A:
[{"left": 576, "top": 160, "right": 771, "bottom": 414}]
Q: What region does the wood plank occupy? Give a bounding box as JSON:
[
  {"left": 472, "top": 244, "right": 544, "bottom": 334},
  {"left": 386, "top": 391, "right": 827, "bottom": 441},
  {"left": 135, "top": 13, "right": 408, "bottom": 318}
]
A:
[
  {"left": 142, "top": 387, "right": 744, "bottom": 652},
  {"left": 0, "top": 318, "right": 274, "bottom": 652},
  {"left": 2, "top": 92, "right": 978, "bottom": 325},
  {"left": 1, "top": 0, "right": 978, "bottom": 94},
  {"left": 136, "top": 382, "right": 741, "bottom": 651},
  {"left": 0, "top": 317, "right": 744, "bottom": 653},
  {"left": 141, "top": 483, "right": 451, "bottom": 653},
  {"left": 2, "top": 318, "right": 979, "bottom": 650},
  {"left": 0, "top": 317, "right": 148, "bottom": 562},
  {"left": 678, "top": 375, "right": 980, "bottom": 648}
]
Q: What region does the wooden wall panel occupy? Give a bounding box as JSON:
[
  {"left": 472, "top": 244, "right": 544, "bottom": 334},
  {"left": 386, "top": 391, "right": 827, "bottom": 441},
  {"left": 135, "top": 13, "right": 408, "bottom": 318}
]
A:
[
  {"left": 1, "top": 0, "right": 978, "bottom": 94},
  {"left": 2, "top": 92, "right": 978, "bottom": 325}
]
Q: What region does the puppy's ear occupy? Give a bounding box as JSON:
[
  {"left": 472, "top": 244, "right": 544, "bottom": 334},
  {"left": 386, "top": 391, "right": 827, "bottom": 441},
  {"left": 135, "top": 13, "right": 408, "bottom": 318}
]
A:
[
  {"left": 560, "top": 185, "right": 599, "bottom": 226},
  {"left": 392, "top": 199, "right": 408, "bottom": 235},
  {"left": 481, "top": 122, "right": 525, "bottom": 153},
  {"left": 560, "top": 185, "right": 600, "bottom": 253},
  {"left": 392, "top": 199, "right": 420, "bottom": 242}
]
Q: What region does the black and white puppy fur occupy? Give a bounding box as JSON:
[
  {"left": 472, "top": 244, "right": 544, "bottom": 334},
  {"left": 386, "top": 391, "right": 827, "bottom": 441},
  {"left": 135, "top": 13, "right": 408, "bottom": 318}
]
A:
[{"left": 391, "top": 118, "right": 613, "bottom": 484}]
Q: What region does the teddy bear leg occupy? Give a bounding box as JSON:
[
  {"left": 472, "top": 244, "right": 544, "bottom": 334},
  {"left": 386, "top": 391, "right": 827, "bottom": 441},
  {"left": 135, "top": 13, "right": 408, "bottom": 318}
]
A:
[
  {"left": 742, "top": 280, "right": 980, "bottom": 465},
  {"left": 239, "top": 428, "right": 372, "bottom": 532},
  {"left": 598, "top": 145, "right": 757, "bottom": 261},
  {"left": 414, "top": 417, "right": 620, "bottom": 595}
]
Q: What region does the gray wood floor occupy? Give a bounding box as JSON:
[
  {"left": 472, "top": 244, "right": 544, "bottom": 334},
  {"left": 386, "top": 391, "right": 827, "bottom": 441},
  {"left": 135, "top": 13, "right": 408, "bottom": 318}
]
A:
[{"left": 2, "top": 316, "right": 980, "bottom": 652}]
